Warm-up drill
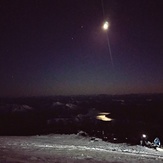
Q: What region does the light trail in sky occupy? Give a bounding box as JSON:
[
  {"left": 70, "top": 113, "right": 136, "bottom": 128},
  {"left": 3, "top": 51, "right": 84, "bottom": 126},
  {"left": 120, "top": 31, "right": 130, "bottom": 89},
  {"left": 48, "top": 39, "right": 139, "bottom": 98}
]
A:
[{"left": 101, "top": 0, "right": 114, "bottom": 68}]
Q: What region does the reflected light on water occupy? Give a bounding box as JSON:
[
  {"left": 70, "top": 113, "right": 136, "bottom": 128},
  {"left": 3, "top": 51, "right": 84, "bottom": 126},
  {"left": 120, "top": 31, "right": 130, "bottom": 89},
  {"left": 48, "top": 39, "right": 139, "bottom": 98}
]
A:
[{"left": 96, "top": 112, "right": 112, "bottom": 121}]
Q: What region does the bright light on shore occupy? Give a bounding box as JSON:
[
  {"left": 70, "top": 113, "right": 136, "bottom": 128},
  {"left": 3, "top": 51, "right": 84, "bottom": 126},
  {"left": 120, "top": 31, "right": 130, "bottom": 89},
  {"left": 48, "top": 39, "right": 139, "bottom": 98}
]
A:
[
  {"left": 103, "top": 21, "right": 109, "bottom": 30},
  {"left": 142, "top": 134, "right": 147, "bottom": 138}
]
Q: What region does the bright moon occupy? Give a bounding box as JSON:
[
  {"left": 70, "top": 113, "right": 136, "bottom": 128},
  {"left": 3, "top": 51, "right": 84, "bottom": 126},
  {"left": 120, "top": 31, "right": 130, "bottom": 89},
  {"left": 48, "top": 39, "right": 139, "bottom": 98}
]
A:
[{"left": 103, "top": 21, "right": 109, "bottom": 30}]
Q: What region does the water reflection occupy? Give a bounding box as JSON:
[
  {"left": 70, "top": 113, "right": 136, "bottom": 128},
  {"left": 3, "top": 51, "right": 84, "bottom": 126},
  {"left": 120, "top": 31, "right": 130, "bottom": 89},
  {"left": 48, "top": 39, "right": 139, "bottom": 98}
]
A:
[{"left": 96, "top": 112, "right": 113, "bottom": 121}]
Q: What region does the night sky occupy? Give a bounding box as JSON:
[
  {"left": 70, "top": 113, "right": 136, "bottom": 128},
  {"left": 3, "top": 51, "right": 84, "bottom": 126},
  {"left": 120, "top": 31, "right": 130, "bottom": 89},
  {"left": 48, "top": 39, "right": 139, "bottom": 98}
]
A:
[{"left": 0, "top": 0, "right": 163, "bottom": 97}]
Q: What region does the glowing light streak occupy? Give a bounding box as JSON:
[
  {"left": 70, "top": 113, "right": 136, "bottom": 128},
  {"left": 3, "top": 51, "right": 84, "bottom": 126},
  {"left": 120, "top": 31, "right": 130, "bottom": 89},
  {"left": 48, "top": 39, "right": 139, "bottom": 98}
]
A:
[{"left": 96, "top": 112, "right": 112, "bottom": 121}]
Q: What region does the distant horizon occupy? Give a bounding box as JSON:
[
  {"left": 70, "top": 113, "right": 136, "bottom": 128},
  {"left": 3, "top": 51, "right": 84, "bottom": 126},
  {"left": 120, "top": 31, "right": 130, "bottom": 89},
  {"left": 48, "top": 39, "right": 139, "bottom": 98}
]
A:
[{"left": 1, "top": 92, "right": 163, "bottom": 99}]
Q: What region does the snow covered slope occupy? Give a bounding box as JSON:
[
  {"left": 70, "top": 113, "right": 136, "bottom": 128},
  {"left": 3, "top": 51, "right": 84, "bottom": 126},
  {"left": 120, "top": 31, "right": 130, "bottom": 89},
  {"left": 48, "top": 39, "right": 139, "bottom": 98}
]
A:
[{"left": 0, "top": 134, "right": 163, "bottom": 163}]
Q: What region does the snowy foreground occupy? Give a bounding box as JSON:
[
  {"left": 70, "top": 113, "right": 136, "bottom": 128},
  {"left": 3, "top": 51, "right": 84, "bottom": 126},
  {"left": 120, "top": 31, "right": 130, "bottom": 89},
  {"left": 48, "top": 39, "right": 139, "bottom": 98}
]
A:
[{"left": 0, "top": 134, "right": 163, "bottom": 163}]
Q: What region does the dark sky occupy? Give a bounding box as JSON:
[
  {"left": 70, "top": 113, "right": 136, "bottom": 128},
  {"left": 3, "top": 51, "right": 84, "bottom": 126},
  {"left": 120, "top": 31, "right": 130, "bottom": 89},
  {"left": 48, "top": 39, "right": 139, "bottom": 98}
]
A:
[{"left": 0, "top": 0, "right": 163, "bottom": 97}]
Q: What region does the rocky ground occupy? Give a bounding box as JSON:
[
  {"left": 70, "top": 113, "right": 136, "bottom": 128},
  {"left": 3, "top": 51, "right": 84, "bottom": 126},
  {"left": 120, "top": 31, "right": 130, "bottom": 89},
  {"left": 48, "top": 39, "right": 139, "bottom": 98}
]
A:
[{"left": 0, "top": 134, "right": 163, "bottom": 163}]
